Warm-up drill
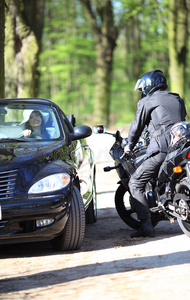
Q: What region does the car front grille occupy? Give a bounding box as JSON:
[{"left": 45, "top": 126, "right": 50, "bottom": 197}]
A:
[{"left": 0, "top": 169, "right": 18, "bottom": 200}]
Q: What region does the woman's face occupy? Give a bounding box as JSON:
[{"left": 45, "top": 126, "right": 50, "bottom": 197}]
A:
[{"left": 29, "top": 112, "right": 42, "bottom": 128}]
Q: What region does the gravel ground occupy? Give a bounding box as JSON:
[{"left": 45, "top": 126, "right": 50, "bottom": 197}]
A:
[{"left": 0, "top": 132, "right": 190, "bottom": 300}]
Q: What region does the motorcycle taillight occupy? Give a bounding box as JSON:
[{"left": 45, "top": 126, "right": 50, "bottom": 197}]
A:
[{"left": 187, "top": 151, "right": 190, "bottom": 159}]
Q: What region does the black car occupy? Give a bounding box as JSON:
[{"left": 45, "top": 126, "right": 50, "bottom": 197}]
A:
[{"left": 0, "top": 98, "right": 97, "bottom": 251}]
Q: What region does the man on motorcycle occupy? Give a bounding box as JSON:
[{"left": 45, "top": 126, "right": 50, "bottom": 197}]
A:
[{"left": 125, "top": 70, "right": 187, "bottom": 238}]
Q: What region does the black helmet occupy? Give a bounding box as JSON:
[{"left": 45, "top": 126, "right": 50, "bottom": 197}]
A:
[{"left": 134, "top": 70, "right": 168, "bottom": 98}]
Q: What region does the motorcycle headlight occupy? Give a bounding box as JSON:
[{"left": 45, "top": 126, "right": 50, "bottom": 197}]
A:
[{"left": 28, "top": 173, "right": 70, "bottom": 194}]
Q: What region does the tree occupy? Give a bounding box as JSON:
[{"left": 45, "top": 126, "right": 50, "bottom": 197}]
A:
[
  {"left": 168, "top": 0, "right": 188, "bottom": 99},
  {"left": 110, "top": 2, "right": 142, "bottom": 126},
  {"left": 5, "top": 0, "right": 45, "bottom": 98},
  {"left": 0, "top": 1, "right": 6, "bottom": 98},
  {"left": 39, "top": 0, "right": 96, "bottom": 123},
  {"left": 111, "top": 0, "right": 169, "bottom": 126},
  {"left": 80, "top": 0, "right": 119, "bottom": 126}
]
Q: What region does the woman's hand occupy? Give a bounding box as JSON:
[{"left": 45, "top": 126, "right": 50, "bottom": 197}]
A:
[
  {"left": 22, "top": 130, "right": 42, "bottom": 139},
  {"left": 22, "top": 129, "right": 32, "bottom": 137}
]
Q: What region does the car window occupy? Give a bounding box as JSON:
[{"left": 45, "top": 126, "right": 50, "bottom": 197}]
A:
[
  {"left": 59, "top": 111, "right": 73, "bottom": 134},
  {"left": 0, "top": 104, "right": 62, "bottom": 141}
]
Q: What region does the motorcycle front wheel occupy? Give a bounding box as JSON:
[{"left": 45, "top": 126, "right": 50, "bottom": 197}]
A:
[{"left": 115, "top": 184, "right": 141, "bottom": 230}]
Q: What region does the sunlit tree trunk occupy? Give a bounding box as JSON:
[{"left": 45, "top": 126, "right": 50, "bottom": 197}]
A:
[
  {"left": 125, "top": 13, "right": 142, "bottom": 109},
  {"left": 0, "top": 1, "right": 5, "bottom": 98},
  {"left": 168, "top": 0, "right": 188, "bottom": 99},
  {"left": 80, "top": 0, "right": 118, "bottom": 126},
  {"left": 5, "top": 0, "right": 45, "bottom": 98}
]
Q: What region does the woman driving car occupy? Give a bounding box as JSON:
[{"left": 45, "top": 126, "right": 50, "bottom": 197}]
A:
[{"left": 22, "top": 110, "right": 50, "bottom": 139}]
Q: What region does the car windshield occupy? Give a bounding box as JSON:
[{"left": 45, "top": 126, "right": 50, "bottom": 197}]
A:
[{"left": 0, "top": 104, "right": 61, "bottom": 141}]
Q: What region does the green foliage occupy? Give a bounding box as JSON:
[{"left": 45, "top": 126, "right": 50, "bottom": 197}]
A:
[
  {"left": 0, "top": 0, "right": 5, "bottom": 98},
  {"left": 110, "top": 34, "right": 136, "bottom": 126},
  {"left": 38, "top": 0, "right": 189, "bottom": 127},
  {"left": 39, "top": 0, "right": 96, "bottom": 122},
  {"left": 109, "top": 0, "right": 170, "bottom": 126}
]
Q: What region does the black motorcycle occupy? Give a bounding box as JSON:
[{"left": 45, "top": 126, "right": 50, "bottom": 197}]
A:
[{"left": 93, "top": 124, "right": 190, "bottom": 237}]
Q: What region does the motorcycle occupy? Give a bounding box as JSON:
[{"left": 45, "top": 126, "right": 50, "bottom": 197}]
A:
[{"left": 93, "top": 123, "right": 190, "bottom": 237}]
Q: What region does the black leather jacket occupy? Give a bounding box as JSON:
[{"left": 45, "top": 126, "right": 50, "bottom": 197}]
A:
[{"left": 127, "top": 90, "right": 187, "bottom": 157}]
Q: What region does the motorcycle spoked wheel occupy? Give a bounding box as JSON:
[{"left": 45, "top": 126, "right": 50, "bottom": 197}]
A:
[
  {"left": 175, "top": 178, "right": 190, "bottom": 237},
  {"left": 115, "top": 183, "right": 158, "bottom": 230}
]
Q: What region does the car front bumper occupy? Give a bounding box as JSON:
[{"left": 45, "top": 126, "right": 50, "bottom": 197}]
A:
[{"left": 0, "top": 191, "right": 71, "bottom": 244}]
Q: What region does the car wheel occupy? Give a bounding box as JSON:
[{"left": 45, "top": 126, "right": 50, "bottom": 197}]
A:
[
  {"left": 52, "top": 186, "right": 85, "bottom": 251},
  {"left": 86, "top": 174, "right": 97, "bottom": 224}
]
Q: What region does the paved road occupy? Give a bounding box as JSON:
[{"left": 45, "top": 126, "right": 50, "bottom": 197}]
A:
[{"left": 0, "top": 133, "right": 190, "bottom": 299}]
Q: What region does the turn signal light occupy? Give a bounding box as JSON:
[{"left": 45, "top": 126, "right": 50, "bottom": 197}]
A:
[{"left": 173, "top": 166, "right": 182, "bottom": 173}]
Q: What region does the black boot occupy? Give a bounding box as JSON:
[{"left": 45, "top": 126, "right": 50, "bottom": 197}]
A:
[{"left": 130, "top": 218, "right": 155, "bottom": 238}]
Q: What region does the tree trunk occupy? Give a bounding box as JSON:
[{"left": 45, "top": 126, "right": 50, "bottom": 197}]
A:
[
  {"left": 125, "top": 13, "right": 142, "bottom": 109},
  {"left": 168, "top": 0, "right": 188, "bottom": 99},
  {"left": 94, "top": 32, "right": 115, "bottom": 126},
  {"left": 5, "top": 0, "right": 45, "bottom": 98},
  {"left": 0, "top": 1, "right": 5, "bottom": 98},
  {"left": 80, "top": 0, "right": 118, "bottom": 126}
]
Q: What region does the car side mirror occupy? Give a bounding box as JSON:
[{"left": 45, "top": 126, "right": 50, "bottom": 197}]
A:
[
  {"left": 93, "top": 125, "right": 106, "bottom": 134},
  {"left": 68, "top": 125, "right": 92, "bottom": 142}
]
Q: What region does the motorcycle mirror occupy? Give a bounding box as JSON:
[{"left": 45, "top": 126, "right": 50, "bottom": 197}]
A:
[{"left": 93, "top": 125, "right": 106, "bottom": 134}]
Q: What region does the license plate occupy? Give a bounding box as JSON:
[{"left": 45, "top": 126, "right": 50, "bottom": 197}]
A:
[{"left": 0, "top": 205, "right": 2, "bottom": 220}]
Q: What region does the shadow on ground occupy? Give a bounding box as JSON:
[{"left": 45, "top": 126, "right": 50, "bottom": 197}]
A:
[{"left": 0, "top": 207, "right": 183, "bottom": 259}]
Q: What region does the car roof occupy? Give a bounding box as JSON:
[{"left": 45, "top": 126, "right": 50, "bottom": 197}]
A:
[
  {"left": 0, "top": 98, "right": 57, "bottom": 107},
  {"left": 0, "top": 98, "right": 71, "bottom": 128}
]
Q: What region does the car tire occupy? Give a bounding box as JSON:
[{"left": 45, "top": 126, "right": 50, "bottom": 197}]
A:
[
  {"left": 85, "top": 174, "right": 97, "bottom": 224},
  {"left": 52, "top": 186, "right": 85, "bottom": 251}
]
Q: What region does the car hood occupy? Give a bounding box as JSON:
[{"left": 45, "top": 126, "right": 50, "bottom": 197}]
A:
[{"left": 0, "top": 140, "right": 70, "bottom": 167}]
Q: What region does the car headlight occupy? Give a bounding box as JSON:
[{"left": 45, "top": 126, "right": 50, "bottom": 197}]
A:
[{"left": 28, "top": 173, "right": 70, "bottom": 194}]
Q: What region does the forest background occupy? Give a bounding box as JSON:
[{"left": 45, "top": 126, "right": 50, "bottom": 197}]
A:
[{"left": 0, "top": 0, "right": 190, "bottom": 128}]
